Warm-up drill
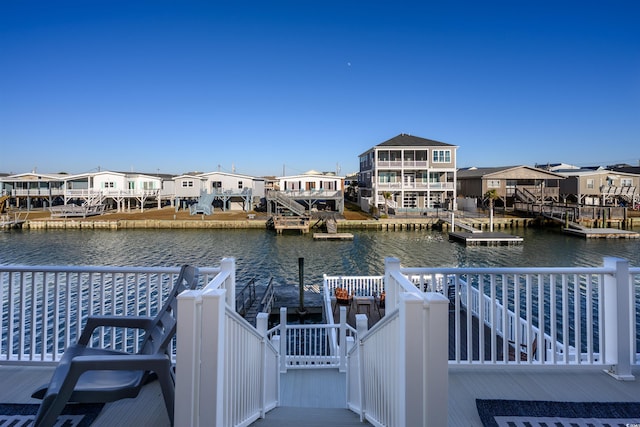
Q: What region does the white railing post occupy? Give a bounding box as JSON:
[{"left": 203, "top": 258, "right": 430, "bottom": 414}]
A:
[
  {"left": 399, "top": 293, "right": 421, "bottom": 427},
  {"left": 356, "top": 313, "right": 368, "bottom": 422},
  {"left": 175, "top": 290, "right": 202, "bottom": 427},
  {"left": 423, "top": 292, "right": 449, "bottom": 426},
  {"left": 384, "top": 257, "right": 401, "bottom": 310},
  {"left": 220, "top": 257, "right": 236, "bottom": 309},
  {"left": 603, "top": 257, "right": 634, "bottom": 380},
  {"left": 339, "top": 306, "right": 347, "bottom": 372},
  {"left": 256, "top": 313, "right": 269, "bottom": 419},
  {"left": 279, "top": 307, "right": 287, "bottom": 373},
  {"left": 200, "top": 288, "right": 226, "bottom": 426}
]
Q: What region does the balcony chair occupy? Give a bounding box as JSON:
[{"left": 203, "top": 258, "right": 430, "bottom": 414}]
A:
[
  {"left": 31, "top": 265, "right": 200, "bottom": 427},
  {"left": 333, "top": 287, "right": 353, "bottom": 315}
]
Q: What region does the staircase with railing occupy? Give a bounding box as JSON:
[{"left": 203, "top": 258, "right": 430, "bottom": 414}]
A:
[{"left": 267, "top": 190, "right": 307, "bottom": 216}]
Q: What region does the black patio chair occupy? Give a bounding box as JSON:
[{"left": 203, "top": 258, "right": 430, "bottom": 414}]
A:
[{"left": 31, "top": 265, "right": 199, "bottom": 427}]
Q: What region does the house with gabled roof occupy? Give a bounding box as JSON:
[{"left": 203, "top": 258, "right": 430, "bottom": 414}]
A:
[
  {"left": 358, "top": 133, "right": 457, "bottom": 214},
  {"left": 456, "top": 165, "right": 565, "bottom": 209}
]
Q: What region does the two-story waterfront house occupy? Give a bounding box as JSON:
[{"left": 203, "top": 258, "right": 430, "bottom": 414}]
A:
[
  {"left": 273, "top": 170, "right": 345, "bottom": 213},
  {"left": 358, "top": 133, "right": 458, "bottom": 214}
]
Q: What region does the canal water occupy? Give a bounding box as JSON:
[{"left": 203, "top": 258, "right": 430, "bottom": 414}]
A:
[{"left": 2, "top": 226, "right": 638, "bottom": 293}]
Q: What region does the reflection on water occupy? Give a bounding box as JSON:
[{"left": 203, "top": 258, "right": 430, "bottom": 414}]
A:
[{"left": 2, "top": 227, "right": 638, "bottom": 288}]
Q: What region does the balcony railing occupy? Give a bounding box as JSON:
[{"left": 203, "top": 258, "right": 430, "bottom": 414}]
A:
[
  {"left": 11, "top": 189, "right": 65, "bottom": 197},
  {"left": 376, "top": 181, "right": 455, "bottom": 190},
  {"left": 0, "top": 264, "right": 220, "bottom": 363}
]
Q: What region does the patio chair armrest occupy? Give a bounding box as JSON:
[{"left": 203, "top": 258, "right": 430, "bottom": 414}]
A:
[
  {"left": 78, "top": 315, "right": 155, "bottom": 344},
  {"left": 71, "top": 353, "right": 171, "bottom": 372}
]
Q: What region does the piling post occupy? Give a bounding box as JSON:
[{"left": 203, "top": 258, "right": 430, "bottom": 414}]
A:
[{"left": 298, "top": 257, "right": 306, "bottom": 316}]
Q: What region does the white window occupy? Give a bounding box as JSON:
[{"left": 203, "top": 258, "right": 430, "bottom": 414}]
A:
[
  {"left": 621, "top": 178, "right": 632, "bottom": 187},
  {"left": 103, "top": 182, "right": 115, "bottom": 188},
  {"left": 182, "top": 181, "right": 194, "bottom": 188},
  {"left": 238, "top": 181, "right": 243, "bottom": 189},
  {"left": 488, "top": 180, "right": 500, "bottom": 188},
  {"left": 432, "top": 150, "right": 451, "bottom": 163},
  {"left": 586, "top": 179, "right": 594, "bottom": 189}
]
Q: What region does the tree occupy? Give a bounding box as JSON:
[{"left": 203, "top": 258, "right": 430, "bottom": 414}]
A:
[{"left": 484, "top": 189, "right": 499, "bottom": 232}]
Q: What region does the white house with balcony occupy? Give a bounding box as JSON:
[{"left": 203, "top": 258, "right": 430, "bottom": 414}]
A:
[
  {"left": 272, "top": 170, "right": 345, "bottom": 213},
  {"left": 0, "top": 171, "right": 68, "bottom": 209},
  {"left": 358, "top": 133, "right": 458, "bottom": 214}
]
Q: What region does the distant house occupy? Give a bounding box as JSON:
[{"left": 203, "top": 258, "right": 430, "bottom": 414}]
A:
[
  {"left": 456, "top": 166, "right": 565, "bottom": 209},
  {"left": 0, "top": 170, "right": 165, "bottom": 211},
  {"left": 269, "top": 170, "right": 345, "bottom": 213},
  {"left": 0, "top": 172, "right": 67, "bottom": 209},
  {"left": 198, "top": 171, "right": 265, "bottom": 211},
  {"left": 554, "top": 167, "right": 639, "bottom": 207},
  {"left": 358, "top": 134, "right": 458, "bottom": 214}
]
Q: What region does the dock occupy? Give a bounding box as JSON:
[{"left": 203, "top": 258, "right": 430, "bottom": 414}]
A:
[
  {"left": 271, "top": 215, "right": 311, "bottom": 234},
  {"left": 449, "top": 231, "right": 523, "bottom": 246},
  {"left": 312, "top": 217, "right": 353, "bottom": 240},
  {"left": 313, "top": 232, "right": 354, "bottom": 240},
  {"left": 563, "top": 227, "right": 640, "bottom": 239},
  {"left": 0, "top": 213, "right": 27, "bottom": 229}
]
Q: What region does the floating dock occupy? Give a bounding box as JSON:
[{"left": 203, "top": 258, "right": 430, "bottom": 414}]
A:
[
  {"left": 449, "top": 231, "right": 523, "bottom": 246},
  {"left": 563, "top": 227, "right": 640, "bottom": 239},
  {"left": 313, "top": 232, "right": 354, "bottom": 240}
]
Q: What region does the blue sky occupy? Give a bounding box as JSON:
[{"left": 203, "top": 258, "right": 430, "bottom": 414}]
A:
[{"left": 1, "top": 1, "right": 638, "bottom": 177}]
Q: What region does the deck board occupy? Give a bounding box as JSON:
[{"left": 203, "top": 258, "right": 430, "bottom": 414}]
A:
[{"left": 4, "top": 364, "right": 640, "bottom": 426}]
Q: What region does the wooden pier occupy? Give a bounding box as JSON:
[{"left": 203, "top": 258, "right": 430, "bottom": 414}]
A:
[
  {"left": 272, "top": 215, "right": 311, "bottom": 234},
  {"left": 448, "top": 231, "right": 523, "bottom": 246}
]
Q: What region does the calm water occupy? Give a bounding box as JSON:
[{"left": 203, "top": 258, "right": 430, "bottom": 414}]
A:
[{"left": 2, "top": 226, "right": 639, "bottom": 288}]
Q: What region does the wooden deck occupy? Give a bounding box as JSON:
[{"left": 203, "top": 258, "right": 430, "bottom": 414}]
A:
[
  {"left": 4, "top": 362, "right": 640, "bottom": 426},
  {"left": 272, "top": 215, "right": 310, "bottom": 234},
  {"left": 4, "top": 300, "right": 639, "bottom": 426}
]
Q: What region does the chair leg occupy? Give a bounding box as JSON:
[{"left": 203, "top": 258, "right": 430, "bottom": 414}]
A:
[
  {"left": 157, "top": 371, "right": 175, "bottom": 426},
  {"left": 34, "top": 389, "right": 75, "bottom": 427}
]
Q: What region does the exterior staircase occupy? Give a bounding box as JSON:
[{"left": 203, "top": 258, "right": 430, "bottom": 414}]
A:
[
  {"left": 269, "top": 191, "right": 307, "bottom": 216},
  {"left": 249, "top": 369, "right": 371, "bottom": 426}
]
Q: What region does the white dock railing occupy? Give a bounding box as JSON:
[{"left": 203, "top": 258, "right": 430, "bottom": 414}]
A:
[{"left": 0, "top": 264, "right": 219, "bottom": 363}]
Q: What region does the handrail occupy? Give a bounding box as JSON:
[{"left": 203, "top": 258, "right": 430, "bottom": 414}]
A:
[{"left": 235, "top": 277, "right": 257, "bottom": 315}]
